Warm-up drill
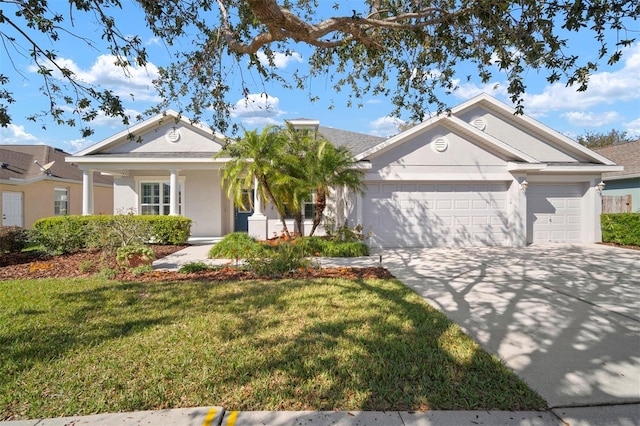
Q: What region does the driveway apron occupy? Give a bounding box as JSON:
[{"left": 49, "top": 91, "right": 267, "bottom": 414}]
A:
[{"left": 378, "top": 244, "right": 640, "bottom": 408}]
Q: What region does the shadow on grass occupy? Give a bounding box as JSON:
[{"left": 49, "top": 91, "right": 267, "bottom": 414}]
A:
[{"left": 0, "top": 276, "right": 546, "bottom": 419}]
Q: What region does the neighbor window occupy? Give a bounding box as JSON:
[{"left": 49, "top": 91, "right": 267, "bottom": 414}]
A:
[
  {"left": 140, "top": 182, "right": 182, "bottom": 215},
  {"left": 303, "top": 190, "right": 317, "bottom": 219},
  {"left": 54, "top": 187, "right": 68, "bottom": 215},
  {"left": 283, "top": 191, "right": 317, "bottom": 219}
]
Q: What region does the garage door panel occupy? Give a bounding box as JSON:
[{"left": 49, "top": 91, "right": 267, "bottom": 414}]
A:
[
  {"left": 527, "top": 184, "right": 583, "bottom": 244},
  {"left": 455, "top": 200, "right": 470, "bottom": 209},
  {"left": 363, "top": 181, "right": 509, "bottom": 247}
]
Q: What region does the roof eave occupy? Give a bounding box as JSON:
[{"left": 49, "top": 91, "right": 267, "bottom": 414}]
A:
[
  {"left": 73, "top": 110, "right": 225, "bottom": 157},
  {"left": 453, "top": 94, "right": 617, "bottom": 166}
]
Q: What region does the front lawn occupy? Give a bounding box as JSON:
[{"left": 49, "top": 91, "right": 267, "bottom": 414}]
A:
[{"left": 0, "top": 277, "right": 546, "bottom": 420}]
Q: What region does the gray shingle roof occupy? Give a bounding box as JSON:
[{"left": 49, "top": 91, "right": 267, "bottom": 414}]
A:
[
  {"left": 317, "top": 126, "right": 385, "bottom": 157},
  {"left": 0, "top": 145, "right": 113, "bottom": 185},
  {"left": 594, "top": 140, "right": 640, "bottom": 178}
]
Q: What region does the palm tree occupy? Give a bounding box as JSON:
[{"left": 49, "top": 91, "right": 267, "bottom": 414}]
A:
[
  {"left": 306, "top": 140, "right": 366, "bottom": 236},
  {"left": 216, "top": 126, "right": 294, "bottom": 237}
]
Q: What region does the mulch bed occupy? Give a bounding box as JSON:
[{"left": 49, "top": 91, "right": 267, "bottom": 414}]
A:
[
  {"left": 0, "top": 246, "right": 394, "bottom": 282},
  {"left": 598, "top": 242, "right": 640, "bottom": 251}
]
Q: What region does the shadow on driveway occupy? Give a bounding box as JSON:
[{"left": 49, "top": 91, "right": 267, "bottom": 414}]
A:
[{"left": 378, "top": 243, "right": 640, "bottom": 408}]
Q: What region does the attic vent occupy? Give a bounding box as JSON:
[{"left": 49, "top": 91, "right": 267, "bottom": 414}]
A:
[
  {"left": 165, "top": 128, "right": 181, "bottom": 143},
  {"left": 471, "top": 117, "right": 487, "bottom": 131},
  {"left": 432, "top": 137, "right": 448, "bottom": 152}
]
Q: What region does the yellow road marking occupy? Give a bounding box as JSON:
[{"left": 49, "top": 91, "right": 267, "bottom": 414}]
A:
[
  {"left": 226, "top": 410, "right": 239, "bottom": 426},
  {"left": 202, "top": 408, "right": 216, "bottom": 426}
]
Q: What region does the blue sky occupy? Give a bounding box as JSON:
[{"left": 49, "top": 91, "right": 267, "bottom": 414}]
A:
[{"left": 1, "top": 1, "right": 639, "bottom": 154}]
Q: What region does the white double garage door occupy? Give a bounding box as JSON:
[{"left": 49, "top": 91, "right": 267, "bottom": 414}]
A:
[{"left": 363, "top": 182, "right": 584, "bottom": 247}]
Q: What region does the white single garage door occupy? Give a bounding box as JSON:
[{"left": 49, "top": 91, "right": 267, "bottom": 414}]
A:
[
  {"left": 363, "top": 182, "right": 509, "bottom": 248},
  {"left": 527, "top": 184, "right": 583, "bottom": 244}
]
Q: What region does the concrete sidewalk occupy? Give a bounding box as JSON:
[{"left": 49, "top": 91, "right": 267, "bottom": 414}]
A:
[
  {"left": 1, "top": 407, "right": 563, "bottom": 425},
  {"left": 6, "top": 405, "right": 640, "bottom": 425}
]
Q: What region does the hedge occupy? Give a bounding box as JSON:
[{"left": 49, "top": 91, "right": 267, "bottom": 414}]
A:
[
  {"left": 601, "top": 213, "right": 640, "bottom": 246},
  {"left": 32, "top": 215, "right": 192, "bottom": 253},
  {"left": 0, "top": 226, "right": 30, "bottom": 253}
]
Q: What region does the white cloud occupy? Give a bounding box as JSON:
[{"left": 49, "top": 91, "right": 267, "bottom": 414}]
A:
[
  {"left": 366, "top": 98, "right": 384, "bottom": 105},
  {"left": 65, "top": 138, "right": 94, "bottom": 153},
  {"left": 29, "top": 54, "right": 161, "bottom": 102},
  {"left": 0, "top": 124, "right": 39, "bottom": 144},
  {"left": 453, "top": 81, "right": 507, "bottom": 101},
  {"left": 369, "top": 116, "right": 405, "bottom": 137},
  {"left": 449, "top": 42, "right": 640, "bottom": 121},
  {"left": 523, "top": 42, "right": 640, "bottom": 117},
  {"left": 625, "top": 117, "right": 640, "bottom": 139},
  {"left": 562, "top": 111, "right": 622, "bottom": 127},
  {"left": 256, "top": 51, "right": 303, "bottom": 68},
  {"left": 88, "top": 108, "right": 144, "bottom": 129},
  {"left": 146, "top": 37, "right": 161, "bottom": 46},
  {"left": 231, "top": 93, "right": 284, "bottom": 127}
]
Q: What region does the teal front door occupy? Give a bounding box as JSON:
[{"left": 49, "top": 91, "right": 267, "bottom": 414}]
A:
[{"left": 234, "top": 190, "right": 253, "bottom": 232}]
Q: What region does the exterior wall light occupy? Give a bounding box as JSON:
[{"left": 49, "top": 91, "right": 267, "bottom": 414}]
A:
[
  {"left": 596, "top": 181, "right": 606, "bottom": 193},
  {"left": 520, "top": 179, "right": 529, "bottom": 193}
]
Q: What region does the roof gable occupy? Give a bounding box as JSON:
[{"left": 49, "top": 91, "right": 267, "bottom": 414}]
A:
[
  {"left": 451, "top": 94, "right": 615, "bottom": 164},
  {"left": 357, "top": 94, "right": 616, "bottom": 167},
  {"left": 75, "top": 110, "right": 226, "bottom": 157}
]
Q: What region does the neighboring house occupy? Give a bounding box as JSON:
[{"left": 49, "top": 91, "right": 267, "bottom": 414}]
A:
[
  {"left": 1, "top": 145, "right": 113, "bottom": 228},
  {"left": 594, "top": 140, "right": 640, "bottom": 212},
  {"left": 67, "top": 94, "right": 621, "bottom": 247}
]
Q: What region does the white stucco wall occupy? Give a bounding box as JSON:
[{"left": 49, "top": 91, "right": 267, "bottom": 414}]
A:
[
  {"left": 110, "top": 122, "right": 224, "bottom": 154},
  {"left": 455, "top": 106, "right": 578, "bottom": 163}
]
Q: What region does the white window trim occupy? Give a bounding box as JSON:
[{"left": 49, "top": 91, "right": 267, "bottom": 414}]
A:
[
  {"left": 54, "top": 186, "right": 69, "bottom": 216},
  {"left": 134, "top": 176, "right": 186, "bottom": 216}
]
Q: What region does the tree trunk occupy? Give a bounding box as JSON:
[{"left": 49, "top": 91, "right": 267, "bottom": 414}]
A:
[
  {"left": 259, "top": 175, "right": 292, "bottom": 238},
  {"left": 309, "top": 187, "right": 326, "bottom": 236},
  {"left": 293, "top": 211, "right": 303, "bottom": 236}
]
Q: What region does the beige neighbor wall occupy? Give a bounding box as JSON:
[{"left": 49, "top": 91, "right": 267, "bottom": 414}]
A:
[{"left": 0, "top": 181, "right": 113, "bottom": 229}]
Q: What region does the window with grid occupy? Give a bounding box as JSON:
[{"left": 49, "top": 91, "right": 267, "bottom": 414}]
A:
[
  {"left": 303, "top": 190, "right": 317, "bottom": 219},
  {"left": 54, "top": 187, "right": 68, "bottom": 215},
  {"left": 140, "top": 182, "right": 182, "bottom": 215}
]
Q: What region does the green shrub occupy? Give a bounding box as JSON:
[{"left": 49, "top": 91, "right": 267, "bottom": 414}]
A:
[
  {"left": 318, "top": 240, "right": 369, "bottom": 257},
  {"left": 116, "top": 245, "right": 155, "bottom": 268},
  {"left": 95, "top": 266, "right": 117, "bottom": 280},
  {"left": 0, "top": 226, "right": 30, "bottom": 253},
  {"left": 32, "top": 215, "right": 192, "bottom": 254},
  {"left": 323, "top": 220, "right": 369, "bottom": 242},
  {"left": 142, "top": 216, "right": 192, "bottom": 245},
  {"left": 245, "top": 241, "right": 311, "bottom": 277},
  {"left": 273, "top": 236, "right": 369, "bottom": 257},
  {"left": 87, "top": 214, "right": 152, "bottom": 251},
  {"left": 178, "top": 262, "right": 213, "bottom": 274},
  {"left": 32, "top": 215, "right": 89, "bottom": 254},
  {"left": 209, "top": 232, "right": 264, "bottom": 259},
  {"left": 601, "top": 213, "right": 640, "bottom": 246}
]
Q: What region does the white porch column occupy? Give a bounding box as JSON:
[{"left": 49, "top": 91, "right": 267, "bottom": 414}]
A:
[
  {"left": 169, "top": 169, "right": 180, "bottom": 216},
  {"left": 253, "top": 178, "right": 263, "bottom": 215},
  {"left": 248, "top": 177, "right": 268, "bottom": 240},
  {"left": 82, "top": 170, "right": 94, "bottom": 215},
  {"left": 335, "top": 186, "right": 345, "bottom": 227}
]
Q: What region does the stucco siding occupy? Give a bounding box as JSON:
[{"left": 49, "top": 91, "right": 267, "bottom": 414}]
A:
[
  {"left": 113, "top": 177, "right": 138, "bottom": 213},
  {"left": 109, "top": 122, "right": 223, "bottom": 154},
  {"left": 368, "top": 126, "right": 510, "bottom": 181},
  {"left": 183, "top": 170, "right": 227, "bottom": 237},
  {"left": 456, "top": 106, "right": 578, "bottom": 163}
]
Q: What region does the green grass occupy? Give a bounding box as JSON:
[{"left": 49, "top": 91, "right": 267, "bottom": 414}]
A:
[{"left": 0, "top": 277, "right": 547, "bottom": 420}]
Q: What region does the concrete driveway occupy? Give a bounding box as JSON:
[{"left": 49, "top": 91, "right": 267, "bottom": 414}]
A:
[{"left": 375, "top": 243, "right": 640, "bottom": 409}]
